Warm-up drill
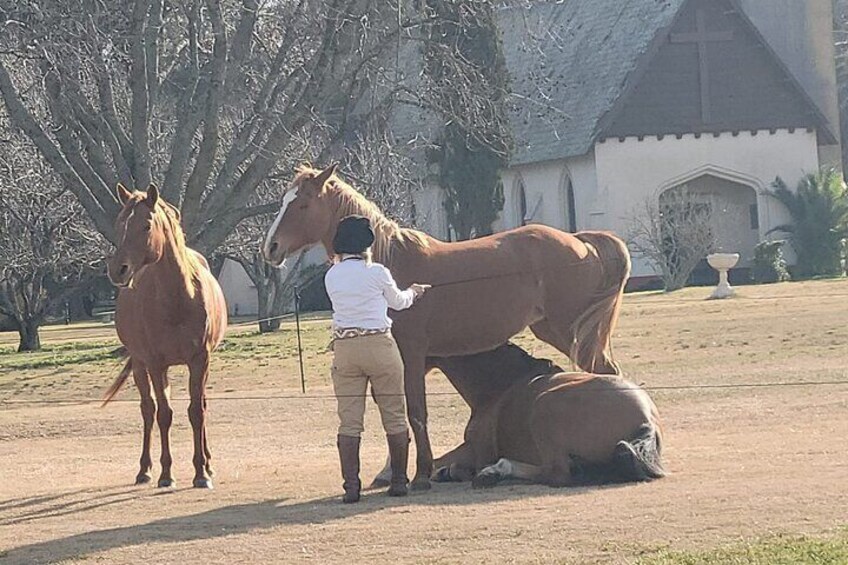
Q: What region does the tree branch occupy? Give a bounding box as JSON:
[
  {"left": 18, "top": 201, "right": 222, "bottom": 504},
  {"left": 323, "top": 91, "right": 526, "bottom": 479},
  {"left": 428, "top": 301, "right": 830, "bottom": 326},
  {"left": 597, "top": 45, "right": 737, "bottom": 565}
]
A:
[
  {"left": 0, "top": 58, "right": 116, "bottom": 241},
  {"left": 129, "top": 0, "right": 153, "bottom": 187},
  {"left": 182, "top": 0, "right": 228, "bottom": 232}
]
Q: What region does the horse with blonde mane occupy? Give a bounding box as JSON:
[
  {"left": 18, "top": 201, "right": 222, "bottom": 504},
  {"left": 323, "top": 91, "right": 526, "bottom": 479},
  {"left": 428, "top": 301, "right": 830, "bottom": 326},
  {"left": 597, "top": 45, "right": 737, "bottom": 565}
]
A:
[
  {"left": 263, "top": 163, "right": 631, "bottom": 490},
  {"left": 104, "top": 183, "right": 227, "bottom": 489}
]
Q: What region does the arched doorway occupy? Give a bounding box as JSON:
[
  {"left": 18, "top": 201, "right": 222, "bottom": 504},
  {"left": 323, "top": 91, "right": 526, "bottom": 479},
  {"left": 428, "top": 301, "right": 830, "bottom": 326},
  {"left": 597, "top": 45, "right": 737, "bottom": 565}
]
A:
[{"left": 660, "top": 173, "right": 760, "bottom": 269}]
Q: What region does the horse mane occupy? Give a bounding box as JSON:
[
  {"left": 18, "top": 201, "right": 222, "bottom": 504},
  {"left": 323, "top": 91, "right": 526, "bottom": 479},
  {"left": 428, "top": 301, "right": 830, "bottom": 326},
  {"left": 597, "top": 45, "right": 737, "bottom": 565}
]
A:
[
  {"left": 155, "top": 199, "right": 203, "bottom": 297},
  {"left": 294, "top": 164, "right": 430, "bottom": 265}
]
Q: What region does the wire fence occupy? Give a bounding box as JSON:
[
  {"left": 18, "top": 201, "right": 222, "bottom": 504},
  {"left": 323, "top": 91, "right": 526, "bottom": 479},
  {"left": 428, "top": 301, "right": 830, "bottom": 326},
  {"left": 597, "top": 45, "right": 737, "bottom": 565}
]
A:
[
  {"left": 1, "top": 265, "right": 847, "bottom": 407},
  {"left": 2, "top": 378, "right": 847, "bottom": 407}
]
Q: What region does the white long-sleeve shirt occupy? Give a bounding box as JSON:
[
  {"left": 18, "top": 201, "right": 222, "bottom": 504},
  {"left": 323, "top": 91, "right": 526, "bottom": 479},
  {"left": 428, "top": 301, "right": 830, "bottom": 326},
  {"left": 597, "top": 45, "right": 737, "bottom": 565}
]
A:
[{"left": 324, "top": 258, "right": 416, "bottom": 330}]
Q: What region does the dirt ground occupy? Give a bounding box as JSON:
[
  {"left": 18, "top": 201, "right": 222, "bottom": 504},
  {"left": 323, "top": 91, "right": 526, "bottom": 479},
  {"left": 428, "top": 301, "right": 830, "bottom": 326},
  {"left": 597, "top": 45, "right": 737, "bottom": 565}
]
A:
[{"left": 1, "top": 280, "right": 847, "bottom": 564}]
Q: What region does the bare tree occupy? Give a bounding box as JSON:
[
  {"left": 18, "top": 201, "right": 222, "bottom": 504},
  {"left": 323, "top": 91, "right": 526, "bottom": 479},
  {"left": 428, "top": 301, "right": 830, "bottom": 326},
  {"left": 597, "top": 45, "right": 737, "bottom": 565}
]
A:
[
  {"left": 218, "top": 214, "right": 308, "bottom": 332},
  {"left": 420, "top": 0, "right": 512, "bottom": 240},
  {"left": 0, "top": 127, "right": 108, "bottom": 351},
  {"left": 628, "top": 187, "right": 718, "bottom": 292},
  {"left": 0, "top": 0, "right": 410, "bottom": 253},
  {"left": 218, "top": 111, "right": 419, "bottom": 332}
]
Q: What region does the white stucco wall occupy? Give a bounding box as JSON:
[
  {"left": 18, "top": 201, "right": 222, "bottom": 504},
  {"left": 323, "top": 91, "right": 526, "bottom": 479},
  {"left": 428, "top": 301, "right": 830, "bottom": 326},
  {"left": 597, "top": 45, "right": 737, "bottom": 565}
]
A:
[
  {"left": 218, "top": 245, "right": 329, "bottom": 318},
  {"left": 500, "top": 152, "right": 598, "bottom": 232},
  {"left": 594, "top": 128, "right": 820, "bottom": 277},
  {"left": 412, "top": 184, "right": 449, "bottom": 240},
  {"left": 340, "top": 128, "right": 820, "bottom": 282},
  {"left": 218, "top": 258, "right": 258, "bottom": 317}
]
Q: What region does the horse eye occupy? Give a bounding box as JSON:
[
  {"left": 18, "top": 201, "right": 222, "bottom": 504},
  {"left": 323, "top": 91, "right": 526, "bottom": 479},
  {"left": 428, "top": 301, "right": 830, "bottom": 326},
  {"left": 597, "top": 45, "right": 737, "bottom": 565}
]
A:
[{"left": 299, "top": 202, "right": 309, "bottom": 210}]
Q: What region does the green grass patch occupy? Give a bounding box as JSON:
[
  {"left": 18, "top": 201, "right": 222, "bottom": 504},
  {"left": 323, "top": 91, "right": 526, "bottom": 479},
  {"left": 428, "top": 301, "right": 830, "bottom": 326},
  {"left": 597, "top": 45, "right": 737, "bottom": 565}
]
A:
[
  {"left": 0, "top": 316, "right": 333, "bottom": 371},
  {"left": 0, "top": 340, "right": 122, "bottom": 370},
  {"left": 638, "top": 531, "right": 848, "bottom": 565}
]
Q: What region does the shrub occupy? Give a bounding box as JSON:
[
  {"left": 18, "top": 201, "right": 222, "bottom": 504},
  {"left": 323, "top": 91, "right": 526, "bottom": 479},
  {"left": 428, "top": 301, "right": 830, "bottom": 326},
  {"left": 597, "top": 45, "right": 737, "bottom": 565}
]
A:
[
  {"left": 751, "top": 240, "right": 790, "bottom": 284},
  {"left": 766, "top": 169, "right": 848, "bottom": 278}
]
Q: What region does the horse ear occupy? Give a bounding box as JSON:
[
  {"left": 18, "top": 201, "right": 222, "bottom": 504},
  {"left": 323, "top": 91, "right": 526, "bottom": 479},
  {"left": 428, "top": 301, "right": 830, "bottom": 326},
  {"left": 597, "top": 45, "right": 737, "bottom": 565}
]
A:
[
  {"left": 116, "top": 183, "right": 132, "bottom": 206},
  {"left": 145, "top": 183, "right": 159, "bottom": 208},
  {"left": 315, "top": 162, "right": 339, "bottom": 190}
]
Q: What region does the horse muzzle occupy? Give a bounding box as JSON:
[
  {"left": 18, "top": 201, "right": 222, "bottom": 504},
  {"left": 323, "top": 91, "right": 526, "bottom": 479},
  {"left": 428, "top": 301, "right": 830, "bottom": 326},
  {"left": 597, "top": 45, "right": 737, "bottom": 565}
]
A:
[
  {"left": 262, "top": 239, "right": 289, "bottom": 268},
  {"left": 107, "top": 261, "right": 134, "bottom": 288}
]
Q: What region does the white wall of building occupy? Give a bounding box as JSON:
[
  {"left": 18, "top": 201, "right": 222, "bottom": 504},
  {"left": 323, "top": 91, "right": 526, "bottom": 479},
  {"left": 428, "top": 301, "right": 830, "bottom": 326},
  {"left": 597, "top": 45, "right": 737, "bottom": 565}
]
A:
[
  {"left": 500, "top": 152, "right": 600, "bottom": 233},
  {"left": 594, "top": 128, "right": 820, "bottom": 276},
  {"left": 412, "top": 184, "right": 449, "bottom": 240},
  {"left": 217, "top": 246, "right": 330, "bottom": 318},
  {"left": 218, "top": 258, "right": 258, "bottom": 317}
]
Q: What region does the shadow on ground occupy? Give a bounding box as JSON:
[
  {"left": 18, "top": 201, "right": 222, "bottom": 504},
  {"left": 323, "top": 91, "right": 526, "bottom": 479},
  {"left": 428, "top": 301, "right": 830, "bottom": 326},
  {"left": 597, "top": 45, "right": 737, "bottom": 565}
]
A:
[{"left": 0, "top": 480, "right": 626, "bottom": 564}]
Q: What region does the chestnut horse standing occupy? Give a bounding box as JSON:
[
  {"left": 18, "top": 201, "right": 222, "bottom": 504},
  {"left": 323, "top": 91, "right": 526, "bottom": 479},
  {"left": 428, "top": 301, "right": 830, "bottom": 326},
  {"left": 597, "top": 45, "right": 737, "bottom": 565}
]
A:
[
  {"left": 263, "top": 164, "right": 631, "bottom": 489},
  {"left": 104, "top": 184, "right": 227, "bottom": 489}
]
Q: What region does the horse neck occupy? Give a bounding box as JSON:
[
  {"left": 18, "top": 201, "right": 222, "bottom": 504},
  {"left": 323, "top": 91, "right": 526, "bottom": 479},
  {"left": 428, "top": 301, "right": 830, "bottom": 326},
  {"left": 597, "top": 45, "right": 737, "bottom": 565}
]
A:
[
  {"left": 149, "top": 226, "right": 197, "bottom": 302},
  {"left": 438, "top": 362, "right": 518, "bottom": 409},
  {"left": 321, "top": 189, "right": 407, "bottom": 266}
]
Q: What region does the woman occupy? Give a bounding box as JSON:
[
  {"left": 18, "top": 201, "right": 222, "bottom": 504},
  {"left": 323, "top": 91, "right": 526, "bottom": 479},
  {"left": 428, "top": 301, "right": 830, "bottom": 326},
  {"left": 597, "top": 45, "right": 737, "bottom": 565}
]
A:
[{"left": 324, "top": 215, "right": 429, "bottom": 503}]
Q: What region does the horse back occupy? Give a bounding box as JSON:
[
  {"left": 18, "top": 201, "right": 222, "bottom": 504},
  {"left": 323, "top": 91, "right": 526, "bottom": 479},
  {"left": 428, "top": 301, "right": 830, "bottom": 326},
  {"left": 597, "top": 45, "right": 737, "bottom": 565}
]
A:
[
  {"left": 391, "top": 226, "right": 609, "bottom": 356},
  {"left": 529, "top": 374, "right": 656, "bottom": 463}
]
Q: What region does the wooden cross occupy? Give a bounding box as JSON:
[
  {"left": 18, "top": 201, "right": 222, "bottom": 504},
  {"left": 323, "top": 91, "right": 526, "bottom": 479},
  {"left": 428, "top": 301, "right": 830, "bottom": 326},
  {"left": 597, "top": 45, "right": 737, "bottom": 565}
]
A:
[{"left": 670, "top": 8, "right": 733, "bottom": 123}]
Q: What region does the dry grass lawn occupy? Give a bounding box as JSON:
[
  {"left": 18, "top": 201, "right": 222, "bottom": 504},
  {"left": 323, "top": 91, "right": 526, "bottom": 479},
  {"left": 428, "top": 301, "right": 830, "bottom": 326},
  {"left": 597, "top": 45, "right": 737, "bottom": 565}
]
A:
[{"left": 1, "top": 280, "right": 847, "bottom": 564}]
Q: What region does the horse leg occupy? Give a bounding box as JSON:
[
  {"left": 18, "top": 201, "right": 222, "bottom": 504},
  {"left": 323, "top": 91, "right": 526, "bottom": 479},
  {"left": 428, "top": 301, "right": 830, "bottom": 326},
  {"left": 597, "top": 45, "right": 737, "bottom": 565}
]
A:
[
  {"left": 471, "top": 458, "right": 544, "bottom": 488},
  {"left": 133, "top": 363, "right": 155, "bottom": 485},
  {"left": 530, "top": 320, "right": 576, "bottom": 368},
  {"left": 149, "top": 367, "right": 175, "bottom": 488},
  {"left": 188, "top": 354, "right": 213, "bottom": 489},
  {"left": 403, "top": 355, "right": 433, "bottom": 491},
  {"left": 539, "top": 456, "right": 574, "bottom": 488},
  {"left": 370, "top": 455, "right": 392, "bottom": 489},
  {"left": 201, "top": 425, "right": 214, "bottom": 477},
  {"left": 434, "top": 441, "right": 473, "bottom": 471},
  {"left": 433, "top": 442, "right": 475, "bottom": 482}
]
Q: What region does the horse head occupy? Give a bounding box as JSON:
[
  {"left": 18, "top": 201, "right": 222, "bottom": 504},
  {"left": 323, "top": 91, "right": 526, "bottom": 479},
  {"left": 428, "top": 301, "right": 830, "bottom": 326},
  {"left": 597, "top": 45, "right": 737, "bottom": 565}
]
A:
[
  {"left": 107, "top": 183, "right": 177, "bottom": 288},
  {"left": 263, "top": 162, "right": 338, "bottom": 267},
  {"left": 495, "top": 342, "right": 562, "bottom": 380}
]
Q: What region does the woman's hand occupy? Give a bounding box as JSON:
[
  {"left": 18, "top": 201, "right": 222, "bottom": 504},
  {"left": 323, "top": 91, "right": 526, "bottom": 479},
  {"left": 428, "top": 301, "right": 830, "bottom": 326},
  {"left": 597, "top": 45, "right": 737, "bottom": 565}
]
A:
[{"left": 410, "top": 283, "right": 431, "bottom": 300}]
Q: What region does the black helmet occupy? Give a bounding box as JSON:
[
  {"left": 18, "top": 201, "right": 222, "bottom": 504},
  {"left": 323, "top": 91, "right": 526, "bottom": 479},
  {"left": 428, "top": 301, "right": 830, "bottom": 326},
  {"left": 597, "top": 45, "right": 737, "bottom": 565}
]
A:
[{"left": 333, "top": 215, "right": 375, "bottom": 255}]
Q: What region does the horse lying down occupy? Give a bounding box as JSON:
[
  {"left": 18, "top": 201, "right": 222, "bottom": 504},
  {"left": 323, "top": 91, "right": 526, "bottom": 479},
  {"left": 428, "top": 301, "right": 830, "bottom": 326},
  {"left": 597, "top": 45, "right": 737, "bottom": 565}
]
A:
[{"left": 429, "top": 343, "right": 665, "bottom": 488}]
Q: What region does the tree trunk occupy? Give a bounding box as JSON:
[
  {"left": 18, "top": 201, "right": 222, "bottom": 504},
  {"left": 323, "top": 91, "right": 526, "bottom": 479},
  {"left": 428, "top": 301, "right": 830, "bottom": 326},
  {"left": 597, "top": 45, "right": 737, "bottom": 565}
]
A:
[
  {"left": 17, "top": 317, "right": 42, "bottom": 352},
  {"left": 256, "top": 280, "right": 276, "bottom": 334}
]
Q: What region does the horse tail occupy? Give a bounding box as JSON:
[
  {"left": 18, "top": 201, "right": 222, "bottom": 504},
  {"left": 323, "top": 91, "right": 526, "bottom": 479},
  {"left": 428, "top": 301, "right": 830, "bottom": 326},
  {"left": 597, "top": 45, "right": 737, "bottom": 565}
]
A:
[
  {"left": 102, "top": 353, "right": 132, "bottom": 407},
  {"left": 612, "top": 424, "right": 666, "bottom": 482},
  {"left": 570, "top": 231, "right": 631, "bottom": 375}
]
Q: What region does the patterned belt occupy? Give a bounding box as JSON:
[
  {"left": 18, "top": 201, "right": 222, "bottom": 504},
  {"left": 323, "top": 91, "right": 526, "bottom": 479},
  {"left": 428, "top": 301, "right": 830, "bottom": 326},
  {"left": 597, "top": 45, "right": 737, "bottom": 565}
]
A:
[{"left": 332, "top": 327, "right": 391, "bottom": 341}]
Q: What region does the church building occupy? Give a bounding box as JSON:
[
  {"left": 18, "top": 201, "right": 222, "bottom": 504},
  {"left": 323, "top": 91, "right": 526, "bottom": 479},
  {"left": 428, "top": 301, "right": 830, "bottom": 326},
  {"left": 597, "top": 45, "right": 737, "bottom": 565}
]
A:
[{"left": 410, "top": 0, "right": 842, "bottom": 283}]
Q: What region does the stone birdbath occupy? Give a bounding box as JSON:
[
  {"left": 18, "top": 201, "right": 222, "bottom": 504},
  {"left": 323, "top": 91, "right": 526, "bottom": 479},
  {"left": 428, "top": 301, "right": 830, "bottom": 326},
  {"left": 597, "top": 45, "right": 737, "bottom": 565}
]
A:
[{"left": 706, "top": 253, "right": 740, "bottom": 299}]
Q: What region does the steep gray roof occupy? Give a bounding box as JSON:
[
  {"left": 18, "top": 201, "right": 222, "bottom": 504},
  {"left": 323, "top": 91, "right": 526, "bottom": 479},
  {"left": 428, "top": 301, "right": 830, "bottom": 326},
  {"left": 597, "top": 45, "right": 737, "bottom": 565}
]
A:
[{"left": 500, "top": 0, "right": 686, "bottom": 165}]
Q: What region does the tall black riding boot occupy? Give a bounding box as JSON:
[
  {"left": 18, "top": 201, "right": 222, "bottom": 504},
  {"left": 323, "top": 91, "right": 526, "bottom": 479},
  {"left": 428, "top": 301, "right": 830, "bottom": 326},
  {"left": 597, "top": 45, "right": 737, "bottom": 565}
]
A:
[
  {"left": 386, "top": 431, "right": 409, "bottom": 497},
  {"left": 337, "top": 434, "right": 361, "bottom": 503}
]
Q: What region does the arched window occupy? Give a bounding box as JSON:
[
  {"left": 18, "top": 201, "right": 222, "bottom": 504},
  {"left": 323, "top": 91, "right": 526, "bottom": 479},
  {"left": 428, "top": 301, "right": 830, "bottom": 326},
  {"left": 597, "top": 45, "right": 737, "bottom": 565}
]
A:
[
  {"left": 564, "top": 178, "right": 577, "bottom": 232},
  {"left": 515, "top": 180, "right": 528, "bottom": 227}
]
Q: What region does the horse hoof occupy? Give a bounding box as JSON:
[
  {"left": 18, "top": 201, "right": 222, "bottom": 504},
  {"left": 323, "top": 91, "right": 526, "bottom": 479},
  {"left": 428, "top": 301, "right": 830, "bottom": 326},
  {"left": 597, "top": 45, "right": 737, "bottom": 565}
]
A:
[
  {"left": 432, "top": 467, "right": 451, "bottom": 483},
  {"left": 135, "top": 474, "right": 152, "bottom": 485},
  {"left": 369, "top": 477, "right": 391, "bottom": 489},
  {"left": 157, "top": 478, "right": 176, "bottom": 488},
  {"left": 471, "top": 472, "right": 500, "bottom": 489},
  {"left": 193, "top": 478, "right": 214, "bottom": 489},
  {"left": 410, "top": 477, "right": 432, "bottom": 491}
]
